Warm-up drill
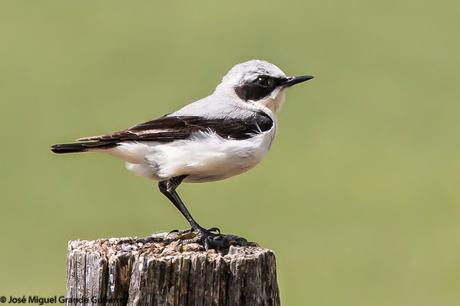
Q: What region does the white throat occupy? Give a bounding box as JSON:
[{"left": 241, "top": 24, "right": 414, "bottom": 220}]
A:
[{"left": 258, "top": 88, "right": 286, "bottom": 113}]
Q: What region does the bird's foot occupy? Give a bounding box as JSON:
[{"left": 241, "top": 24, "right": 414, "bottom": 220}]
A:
[
  {"left": 167, "top": 227, "right": 220, "bottom": 240},
  {"left": 184, "top": 227, "right": 250, "bottom": 251},
  {"left": 121, "top": 228, "right": 251, "bottom": 252},
  {"left": 166, "top": 228, "right": 195, "bottom": 240}
]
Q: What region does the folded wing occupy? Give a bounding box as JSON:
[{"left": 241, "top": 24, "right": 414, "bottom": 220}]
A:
[{"left": 51, "top": 112, "right": 273, "bottom": 154}]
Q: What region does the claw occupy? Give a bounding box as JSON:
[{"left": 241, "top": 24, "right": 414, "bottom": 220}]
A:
[
  {"left": 196, "top": 228, "right": 248, "bottom": 251},
  {"left": 207, "top": 227, "right": 221, "bottom": 235},
  {"left": 150, "top": 226, "right": 250, "bottom": 251},
  {"left": 166, "top": 229, "right": 179, "bottom": 237},
  {"left": 167, "top": 228, "right": 195, "bottom": 240}
]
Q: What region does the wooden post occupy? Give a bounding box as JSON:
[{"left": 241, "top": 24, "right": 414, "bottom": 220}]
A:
[{"left": 66, "top": 233, "right": 280, "bottom": 306}]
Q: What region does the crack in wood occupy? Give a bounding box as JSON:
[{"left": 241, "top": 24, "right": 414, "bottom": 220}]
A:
[{"left": 66, "top": 233, "right": 280, "bottom": 306}]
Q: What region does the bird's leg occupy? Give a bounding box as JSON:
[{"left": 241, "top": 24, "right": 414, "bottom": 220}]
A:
[
  {"left": 158, "top": 175, "right": 207, "bottom": 232},
  {"left": 158, "top": 176, "right": 248, "bottom": 250}
]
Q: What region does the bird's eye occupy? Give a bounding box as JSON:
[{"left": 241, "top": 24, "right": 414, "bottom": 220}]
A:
[{"left": 255, "top": 76, "right": 274, "bottom": 87}]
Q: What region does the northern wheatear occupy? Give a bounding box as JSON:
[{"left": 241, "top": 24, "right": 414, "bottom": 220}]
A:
[{"left": 52, "top": 59, "right": 313, "bottom": 249}]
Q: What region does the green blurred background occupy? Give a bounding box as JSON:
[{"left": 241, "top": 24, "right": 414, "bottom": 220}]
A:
[{"left": 1, "top": 1, "right": 459, "bottom": 305}]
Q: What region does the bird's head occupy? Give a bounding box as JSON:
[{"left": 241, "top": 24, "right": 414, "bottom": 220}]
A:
[{"left": 215, "top": 59, "right": 313, "bottom": 113}]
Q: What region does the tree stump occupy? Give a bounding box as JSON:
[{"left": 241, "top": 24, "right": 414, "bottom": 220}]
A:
[{"left": 66, "top": 232, "right": 280, "bottom": 306}]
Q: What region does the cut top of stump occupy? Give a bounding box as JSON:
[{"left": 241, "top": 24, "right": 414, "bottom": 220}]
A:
[{"left": 66, "top": 233, "right": 280, "bottom": 306}]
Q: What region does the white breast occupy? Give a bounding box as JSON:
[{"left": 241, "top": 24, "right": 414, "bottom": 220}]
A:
[{"left": 107, "top": 126, "right": 276, "bottom": 183}]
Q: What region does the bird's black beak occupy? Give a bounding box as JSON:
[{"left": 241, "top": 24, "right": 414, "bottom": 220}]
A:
[{"left": 282, "top": 75, "right": 314, "bottom": 87}]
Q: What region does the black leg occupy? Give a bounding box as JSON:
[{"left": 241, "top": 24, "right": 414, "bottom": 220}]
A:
[
  {"left": 158, "top": 175, "right": 205, "bottom": 231},
  {"left": 158, "top": 175, "right": 249, "bottom": 251}
]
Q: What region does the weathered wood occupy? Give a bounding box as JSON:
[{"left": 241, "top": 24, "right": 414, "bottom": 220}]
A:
[{"left": 66, "top": 233, "right": 280, "bottom": 306}]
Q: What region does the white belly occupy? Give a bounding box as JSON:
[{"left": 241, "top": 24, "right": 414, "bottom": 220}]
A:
[{"left": 105, "top": 129, "right": 276, "bottom": 183}]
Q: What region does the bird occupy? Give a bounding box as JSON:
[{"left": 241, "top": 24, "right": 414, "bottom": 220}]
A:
[{"left": 51, "top": 59, "right": 313, "bottom": 249}]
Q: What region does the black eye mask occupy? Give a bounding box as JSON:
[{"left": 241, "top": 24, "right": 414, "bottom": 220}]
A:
[{"left": 234, "top": 75, "right": 285, "bottom": 101}]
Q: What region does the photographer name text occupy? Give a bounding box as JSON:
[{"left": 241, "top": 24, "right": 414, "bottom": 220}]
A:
[{"left": 0, "top": 295, "right": 124, "bottom": 305}]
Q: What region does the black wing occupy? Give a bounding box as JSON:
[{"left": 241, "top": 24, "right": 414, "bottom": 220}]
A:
[{"left": 51, "top": 112, "right": 273, "bottom": 154}]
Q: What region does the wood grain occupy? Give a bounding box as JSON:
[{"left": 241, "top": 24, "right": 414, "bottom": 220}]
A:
[{"left": 66, "top": 233, "right": 280, "bottom": 306}]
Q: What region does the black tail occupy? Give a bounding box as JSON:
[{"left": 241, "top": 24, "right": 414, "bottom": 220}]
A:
[{"left": 51, "top": 141, "right": 117, "bottom": 154}]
